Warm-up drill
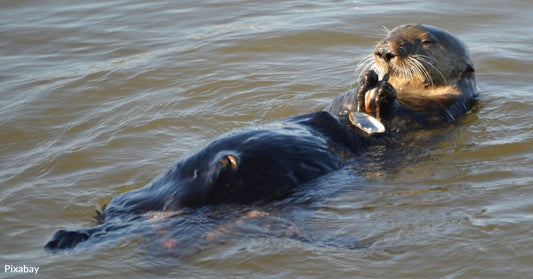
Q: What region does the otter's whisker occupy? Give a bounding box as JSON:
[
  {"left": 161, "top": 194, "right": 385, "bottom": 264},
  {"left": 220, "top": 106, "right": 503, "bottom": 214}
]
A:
[
  {"left": 398, "top": 58, "right": 413, "bottom": 81},
  {"left": 370, "top": 63, "right": 386, "bottom": 80},
  {"left": 409, "top": 57, "right": 433, "bottom": 86},
  {"left": 354, "top": 54, "right": 374, "bottom": 75},
  {"left": 354, "top": 54, "right": 375, "bottom": 81},
  {"left": 414, "top": 55, "right": 448, "bottom": 84},
  {"left": 402, "top": 57, "right": 421, "bottom": 84},
  {"left": 405, "top": 59, "right": 417, "bottom": 81}
]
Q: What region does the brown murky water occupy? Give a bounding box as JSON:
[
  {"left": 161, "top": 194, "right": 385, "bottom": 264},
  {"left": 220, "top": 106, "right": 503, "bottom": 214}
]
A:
[{"left": 1, "top": 1, "right": 532, "bottom": 278}]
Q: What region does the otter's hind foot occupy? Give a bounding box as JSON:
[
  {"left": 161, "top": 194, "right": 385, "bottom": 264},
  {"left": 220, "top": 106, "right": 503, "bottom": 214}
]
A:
[{"left": 44, "top": 230, "right": 90, "bottom": 251}]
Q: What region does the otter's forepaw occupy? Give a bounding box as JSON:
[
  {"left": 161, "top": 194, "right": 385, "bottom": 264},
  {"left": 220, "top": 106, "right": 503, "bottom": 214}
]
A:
[
  {"left": 375, "top": 80, "right": 397, "bottom": 123},
  {"left": 357, "top": 70, "right": 379, "bottom": 112}
]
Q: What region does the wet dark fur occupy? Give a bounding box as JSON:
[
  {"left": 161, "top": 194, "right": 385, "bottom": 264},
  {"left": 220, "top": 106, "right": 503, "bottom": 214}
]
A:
[
  {"left": 45, "top": 111, "right": 377, "bottom": 250},
  {"left": 45, "top": 24, "right": 478, "bottom": 251}
]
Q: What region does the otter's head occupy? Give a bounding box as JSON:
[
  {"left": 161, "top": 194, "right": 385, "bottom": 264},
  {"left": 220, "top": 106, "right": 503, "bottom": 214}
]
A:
[{"left": 368, "top": 24, "right": 475, "bottom": 91}]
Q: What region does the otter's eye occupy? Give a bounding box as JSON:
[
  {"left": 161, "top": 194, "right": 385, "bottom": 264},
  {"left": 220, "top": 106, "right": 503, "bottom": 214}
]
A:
[{"left": 422, "top": 39, "right": 435, "bottom": 45}]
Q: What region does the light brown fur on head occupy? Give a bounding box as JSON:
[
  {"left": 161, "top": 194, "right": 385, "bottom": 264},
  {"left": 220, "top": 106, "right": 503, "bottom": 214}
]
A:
[
  {"left": 363, "top": 24, "right": 476, "bottom": 97},
  {"left": 328, "top": 24, "right": 478, "bottom": 128}
]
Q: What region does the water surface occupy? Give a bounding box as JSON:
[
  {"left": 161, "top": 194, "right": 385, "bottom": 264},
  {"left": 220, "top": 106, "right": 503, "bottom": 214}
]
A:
[{"left": 1, "top": 0, "right": 532, "bottom": 278}]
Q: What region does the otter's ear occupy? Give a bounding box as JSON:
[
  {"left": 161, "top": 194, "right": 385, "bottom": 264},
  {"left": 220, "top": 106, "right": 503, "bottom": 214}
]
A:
[{"left": 462, "top": 64, "right": 475, "bottom": 79}]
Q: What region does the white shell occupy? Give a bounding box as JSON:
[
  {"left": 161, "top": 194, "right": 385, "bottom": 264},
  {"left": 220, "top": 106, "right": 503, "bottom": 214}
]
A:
[{"left": 349, "top": 112, "right": 386, "bottom": 134}]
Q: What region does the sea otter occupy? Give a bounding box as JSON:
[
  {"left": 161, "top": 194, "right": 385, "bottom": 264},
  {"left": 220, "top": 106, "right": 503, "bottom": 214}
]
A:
[
  {"left": 328, "top": 24, "right": 478, "bottom": 132},
  {"left": 45, "top": 24, "right": 478, "bottom": 251}
]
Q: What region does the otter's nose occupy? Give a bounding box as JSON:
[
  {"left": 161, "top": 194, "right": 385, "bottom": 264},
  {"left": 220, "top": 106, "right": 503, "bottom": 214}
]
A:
[{"left": 374, "top": 42, "right": 396, "bottom": 63}]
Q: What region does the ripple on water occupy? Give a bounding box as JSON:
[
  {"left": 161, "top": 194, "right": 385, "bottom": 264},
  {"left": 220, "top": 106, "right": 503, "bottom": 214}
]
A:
[{"left": 1, "top": 0, "right": 533, "bottom": 278}]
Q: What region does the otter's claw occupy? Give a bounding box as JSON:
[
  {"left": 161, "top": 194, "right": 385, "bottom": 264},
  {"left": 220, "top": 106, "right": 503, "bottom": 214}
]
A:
[
  {"left": 375, "top": 81, "right": 397, "bottom": 123},
  {"left": 381, "top": 73, "right": 390, "bottom": 82},
  {"left": 357, "top": 70, "right": 379, "bottom": 112}
]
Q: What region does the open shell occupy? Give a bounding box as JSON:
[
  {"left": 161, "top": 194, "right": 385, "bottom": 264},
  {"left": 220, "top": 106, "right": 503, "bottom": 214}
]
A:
[{"left": 349, "top": 112, "right": 386, "bottom": 134}]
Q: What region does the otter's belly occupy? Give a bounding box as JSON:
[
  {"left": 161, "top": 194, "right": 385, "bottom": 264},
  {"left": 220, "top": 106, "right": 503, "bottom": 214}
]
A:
[{"left": 103, "top": 111, "right": 366, "bottom": 218}]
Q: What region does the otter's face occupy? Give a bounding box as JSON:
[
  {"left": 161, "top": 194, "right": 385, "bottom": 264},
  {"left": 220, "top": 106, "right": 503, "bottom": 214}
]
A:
[{"left": 371, "top": 24, "right": 474, "bottom": 90}]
